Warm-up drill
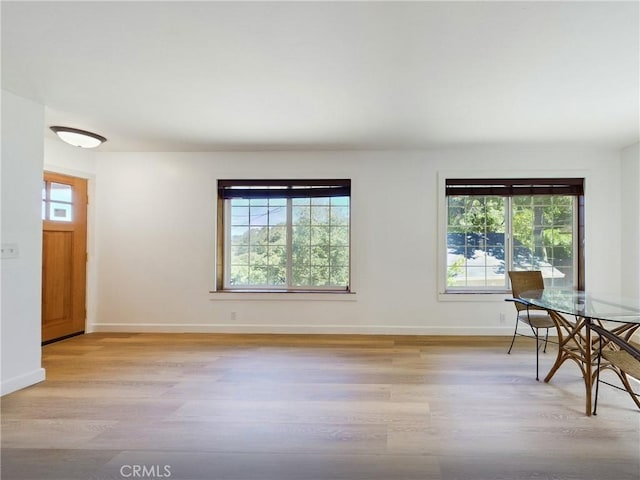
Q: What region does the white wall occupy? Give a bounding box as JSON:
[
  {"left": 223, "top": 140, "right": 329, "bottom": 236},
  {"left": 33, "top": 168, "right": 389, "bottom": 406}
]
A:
[
  {"left": 621, "top": 142, "right": 640, "bottom": 297},
  {"left": 44, "top": 136, "right": 97, "bottom": 176},
  {"left": 1, "top": 91, "right": 46, "bottom": 395},
  {"left": 89, "top": 146, "right": 623, "bottom": 335}
]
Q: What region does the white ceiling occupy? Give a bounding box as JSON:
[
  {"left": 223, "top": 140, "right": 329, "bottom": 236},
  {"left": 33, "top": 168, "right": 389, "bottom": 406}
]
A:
[{"left": 2, "top": 1, "right": 639, "bottom": 152}]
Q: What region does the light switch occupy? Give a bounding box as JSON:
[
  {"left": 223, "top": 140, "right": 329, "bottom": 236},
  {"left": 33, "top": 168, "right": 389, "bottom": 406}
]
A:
[{"left": 1, "top": 243, "right": 19, "bottom": 259}]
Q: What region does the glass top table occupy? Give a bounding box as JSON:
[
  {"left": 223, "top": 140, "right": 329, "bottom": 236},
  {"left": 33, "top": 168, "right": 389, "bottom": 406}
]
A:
[
  {"left": 518, "top": 288, "right": 640, "bottom": 416},
  {"left": 520, "top": 289, "right": 640, "bottom": 324}
]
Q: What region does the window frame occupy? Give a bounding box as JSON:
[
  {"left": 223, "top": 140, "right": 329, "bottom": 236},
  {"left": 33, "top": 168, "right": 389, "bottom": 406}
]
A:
[
  {"left": 216, "top": 179, "right": 352, "bottom": 293},
  {"left": 42, "top": 179, "right": 74, "bottom": 223},
  {"left": 438, "top": 174, "right": 585, "bottom": 295}
]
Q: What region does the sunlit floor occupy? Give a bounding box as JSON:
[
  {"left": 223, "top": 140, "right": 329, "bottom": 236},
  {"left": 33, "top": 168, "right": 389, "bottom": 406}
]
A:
[{"left": 2, "top": 333, "right": 639, "bottom": 480}]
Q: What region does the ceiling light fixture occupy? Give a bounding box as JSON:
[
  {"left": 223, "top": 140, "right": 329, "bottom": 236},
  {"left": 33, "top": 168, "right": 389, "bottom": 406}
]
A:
[{"left": 50, "top": 126, "right": 107, "bottom": 148}]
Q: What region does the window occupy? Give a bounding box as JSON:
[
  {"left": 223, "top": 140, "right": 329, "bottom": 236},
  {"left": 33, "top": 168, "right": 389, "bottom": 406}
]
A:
[
  {"left": 217, "top": 180, "right": 351, "bottom": 291},
  {"left": 444, "top": 178, "right": 584, "bottom": 292},
  {"left": 42, "top": 180, "right": 73, "bottom": 222}
]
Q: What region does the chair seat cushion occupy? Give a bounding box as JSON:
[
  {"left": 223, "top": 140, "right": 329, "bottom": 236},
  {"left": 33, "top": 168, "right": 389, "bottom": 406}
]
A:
[
  {"left": 517, "top": 311, "right": 555, "bottom": 329},
  {"left": 602, "top": 349, "right": 640, "bottom": 380}
]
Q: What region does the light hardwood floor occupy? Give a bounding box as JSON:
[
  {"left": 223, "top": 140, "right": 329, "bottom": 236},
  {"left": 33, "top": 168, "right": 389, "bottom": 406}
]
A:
[{"left": 1, "top": 333, "right": 639, "bottom": 480}]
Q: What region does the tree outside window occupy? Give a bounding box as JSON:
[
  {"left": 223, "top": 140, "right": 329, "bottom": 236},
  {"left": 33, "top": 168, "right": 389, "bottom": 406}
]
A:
[
  {"left": 218, "top": 180, "right": 350, "bottom": 291},
  {"left": 445, "top": 178, "right": 583, "bottom": 291}
]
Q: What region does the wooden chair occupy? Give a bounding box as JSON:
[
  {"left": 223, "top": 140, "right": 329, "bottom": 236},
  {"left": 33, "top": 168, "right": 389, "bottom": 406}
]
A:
[
  {"left": 506, "top": 270, "right": 557, "bottom": 380},
  {"left": 592, "top": 324, "right": 640, "bottom": 414}
]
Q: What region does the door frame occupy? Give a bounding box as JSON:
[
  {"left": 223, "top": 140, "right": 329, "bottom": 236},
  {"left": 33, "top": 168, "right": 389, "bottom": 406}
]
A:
[{"left": 42, "top": 167, "right": 95, "bottom": 340}]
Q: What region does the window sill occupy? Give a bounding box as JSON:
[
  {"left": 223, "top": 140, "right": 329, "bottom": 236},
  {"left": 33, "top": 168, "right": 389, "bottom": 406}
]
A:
[
  {"left": 438, "top": 291, "right": 510, "bottom": 302},
  {"left": 209, "top": 290, "right": 357, "bottom": 302}
]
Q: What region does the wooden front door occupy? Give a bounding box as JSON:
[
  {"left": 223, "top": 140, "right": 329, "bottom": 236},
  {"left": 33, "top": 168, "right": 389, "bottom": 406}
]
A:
[{"left": 42, "top": 172, "right": 88, "bottom": 343}]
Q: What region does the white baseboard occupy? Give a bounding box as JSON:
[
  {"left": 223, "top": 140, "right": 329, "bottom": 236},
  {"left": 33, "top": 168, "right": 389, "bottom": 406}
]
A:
[
  {"left": 90, "top": 323, "right": 517, "bottom": 336},
  {"left": 1, "top": 368, "right": 45, "bottom": 396}
]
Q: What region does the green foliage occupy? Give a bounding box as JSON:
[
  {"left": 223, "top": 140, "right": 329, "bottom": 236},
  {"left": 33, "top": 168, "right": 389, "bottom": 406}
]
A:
[
  {"left": 446, "top": 194, "right": 574, "bottom": 284},
  {"left": 511, "top": 196, "right": 573, "bottom": 264},
  {"left": 447, "top": 196, "right": 505, "bottom": 233},
  {"left": 447, "top": 257, "right": 465, "bottom": 281},
  {"left": 229, "top": 197, "right": 349, "bottom": 287}
]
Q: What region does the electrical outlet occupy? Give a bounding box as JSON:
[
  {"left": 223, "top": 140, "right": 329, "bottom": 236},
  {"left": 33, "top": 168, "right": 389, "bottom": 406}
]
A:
[
  {"left": 499, "top": 313, "right": 506, "bottom": 324},
  {"left": 230, "top": 311, "right": 237, "bottom": 321},
  {"left": 1, "top": 243, "right": 19, "bottom": 259}
]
